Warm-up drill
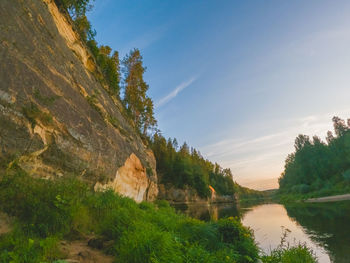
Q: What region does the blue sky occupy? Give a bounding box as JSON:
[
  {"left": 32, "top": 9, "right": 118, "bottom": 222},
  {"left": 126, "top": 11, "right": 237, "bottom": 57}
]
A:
[{"left": 88, "top": 0, "right": 350, "bottom": 190}]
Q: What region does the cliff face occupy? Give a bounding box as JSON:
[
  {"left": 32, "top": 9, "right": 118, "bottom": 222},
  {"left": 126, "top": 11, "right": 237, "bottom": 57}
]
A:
[
  {"left": 0, "top": 0, "right": 157, "bottom": 201},
  {"left": 158, "top": 184, "right": 237, "bottom": 204}
]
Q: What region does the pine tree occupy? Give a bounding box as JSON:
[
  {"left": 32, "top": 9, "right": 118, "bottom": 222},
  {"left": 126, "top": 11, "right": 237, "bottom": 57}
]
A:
[{"left": 122, "top": 48, "right": 156, "bottom": 136}]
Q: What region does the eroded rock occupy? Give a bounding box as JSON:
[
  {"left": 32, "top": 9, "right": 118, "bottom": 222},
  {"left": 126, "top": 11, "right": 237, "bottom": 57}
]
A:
[{"left": 95, "top": 153, "right": 158, "bottom": 202}]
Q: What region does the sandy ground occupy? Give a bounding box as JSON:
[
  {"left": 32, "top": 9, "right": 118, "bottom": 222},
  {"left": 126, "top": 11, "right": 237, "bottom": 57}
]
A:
[
  {"left": 60, "top": 240, "right": 114, "bottom": 263},
  {"left": 0, "top": 212, "right": 12, "bottom": 235},
  {"left": 305, "top": 193, "right": 350, "bottom": 203}
]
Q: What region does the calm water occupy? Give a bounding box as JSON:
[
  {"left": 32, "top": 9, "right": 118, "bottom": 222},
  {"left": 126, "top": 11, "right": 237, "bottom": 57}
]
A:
[{"left": 173, "top": 201, "right": 350, "bottom": 263}]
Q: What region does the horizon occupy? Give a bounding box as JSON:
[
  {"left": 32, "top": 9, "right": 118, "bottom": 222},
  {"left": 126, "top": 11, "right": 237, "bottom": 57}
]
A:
[{"left": 88, "top": 0, "right": 350, "bottom": 190}]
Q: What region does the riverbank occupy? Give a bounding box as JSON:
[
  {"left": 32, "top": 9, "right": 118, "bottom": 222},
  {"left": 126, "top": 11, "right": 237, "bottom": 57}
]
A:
[
  {"left": 0, "top": 169, "right": 259, "bottom": 263},
  {"left": 0, "top": 168, "right": 317, "bottom": 262},
  {"left": 305, "top": 193, "right": 350, "bottom": 203}
]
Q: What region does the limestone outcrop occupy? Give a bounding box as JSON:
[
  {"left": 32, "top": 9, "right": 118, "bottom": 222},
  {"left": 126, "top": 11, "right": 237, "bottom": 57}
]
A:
[
  {"left": 95, "top": 153, "right": 157, "bottom": 203},
  {"left": 0, "top": 0, "right": 157, "bottom": 201}
]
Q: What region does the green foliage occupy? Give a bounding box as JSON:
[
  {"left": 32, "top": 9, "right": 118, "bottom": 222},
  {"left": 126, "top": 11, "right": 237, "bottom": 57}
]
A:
[
  {"left": 235, "top": 185, "right": 267, "bottom": 201},
  {"left": 0, "top": 228, "right": 61, "bottom": 263},
  {"left": 262, "top": 244, "right": 317, "bottom": 263},
  {"left": 150, "top": 134, "right": 239, "bottom": 198},
  {"left": 33, "top": 88, "right": 60, "bottom": 106},
  {"left": 0, "top": 170, "right": 261, "bottom": 263},
  {"left": 54, "top": 0, "right": 93, "bottom": 19},
  {"left": 86, "top": 94, "right": 104, "bottom": 117},
  {"left": 279, "top": 116, "right": 350, "bottom": 197},
  {"left": 0, "top": 169, "right": 89, "bottom": 237},
  {"left": 261, "top": 229, "right": 317, "bottom": 263},
  {"left": 88, "top": 43, "right": 121, "bottom": 96},
  {"left": 55, "top": 0, "right": 121, "bottom": 98},
  {"left": 122, "top": 48, "right": 157, "bottom": 136},
  {"left": 74, "top": 15, "right": 96, "bottom": 42}
]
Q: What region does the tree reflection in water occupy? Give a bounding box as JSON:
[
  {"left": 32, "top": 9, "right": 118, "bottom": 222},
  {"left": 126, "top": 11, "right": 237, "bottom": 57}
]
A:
[{"left": 285, "top": 201, "right": 350, "bottom": 263}]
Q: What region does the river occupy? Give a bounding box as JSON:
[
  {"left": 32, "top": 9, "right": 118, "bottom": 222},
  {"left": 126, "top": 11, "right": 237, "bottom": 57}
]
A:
[{"left": 172, "top": 201, "right": 350, "bottom": 263}]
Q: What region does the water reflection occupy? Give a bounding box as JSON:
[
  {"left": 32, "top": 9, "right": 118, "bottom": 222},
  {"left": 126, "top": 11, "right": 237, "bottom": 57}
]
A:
[
  {"left": 284, "top": 201, "right": 350, "bottom": 263},
  {"left": 173, "top": 201, "right": 350, "bottom": 263},
  {"left": 242, "top": 204, "right": 330, "bottom": 263},
  {"left": 172, "top": 203, "right": 240, "bottom": 221}
]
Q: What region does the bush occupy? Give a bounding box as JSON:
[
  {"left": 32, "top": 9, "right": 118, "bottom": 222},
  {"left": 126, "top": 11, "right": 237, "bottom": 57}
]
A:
[
  {"left": 0, "top": 168, "right": 90, "bottom": 237},
  {"left": 0, "top": 229, "right": 61, "bottom": 263},
  {"left": 261, "top": 229, "right": 317, "bottom": 263}
]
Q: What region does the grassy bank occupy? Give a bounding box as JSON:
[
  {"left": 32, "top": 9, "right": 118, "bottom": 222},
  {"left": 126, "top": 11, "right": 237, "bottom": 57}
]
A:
[
  {"left": 276, "top": 184, "right": 350, "bottom": 203},
  {"left": 0, "top": 166, "right": 316, "bottom": 263}
]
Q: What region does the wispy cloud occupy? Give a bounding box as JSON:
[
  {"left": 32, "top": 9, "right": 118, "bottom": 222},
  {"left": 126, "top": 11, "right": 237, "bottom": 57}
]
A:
[
  {"left": 199, "top": 108, "right": 350, "bottom": 189},
  {"left": 120, "top": 25, "right": 168, "bottom": 56},
  {"left": 156, "top": 76, "right": 198, "bottom": 108}
]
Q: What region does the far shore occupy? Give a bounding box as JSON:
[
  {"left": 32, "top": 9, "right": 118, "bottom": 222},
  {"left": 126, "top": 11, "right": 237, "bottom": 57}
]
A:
[{"left": 305, "top": 193, "right": 350, "bottom": 203}]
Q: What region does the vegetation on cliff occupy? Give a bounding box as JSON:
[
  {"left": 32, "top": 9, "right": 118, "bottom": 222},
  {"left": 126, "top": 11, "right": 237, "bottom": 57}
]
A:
[{"left": 279, "top": 116, "right": 350, "bottom": 199}]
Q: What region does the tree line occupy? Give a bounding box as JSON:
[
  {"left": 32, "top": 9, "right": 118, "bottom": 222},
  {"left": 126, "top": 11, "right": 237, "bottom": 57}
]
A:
[
  {"left": 279, "top": 116, "right": 350, "bottom": 195},
  {"left": 150, "top": 134, "right": 238, "bottom": 198}
]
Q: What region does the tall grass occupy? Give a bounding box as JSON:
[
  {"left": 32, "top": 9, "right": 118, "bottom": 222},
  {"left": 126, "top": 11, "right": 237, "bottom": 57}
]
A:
[
  {"left": 0, "top": 167, "right": 258, "bottom": 263},
  {"left": 0, "top": 166, "right": 317, "bottom": 262}
]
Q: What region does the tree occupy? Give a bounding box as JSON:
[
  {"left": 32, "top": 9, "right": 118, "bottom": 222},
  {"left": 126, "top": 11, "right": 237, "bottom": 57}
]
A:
[
  {"left": 122, "top": 49, "right": 156, "bottom": 136},
  {"left": 279, "top": 116, "right": 350, "bottom": 194},
  {"left": 326, "top": 131, "right": 334, "bottom": 144},
  {"left": 73, "top": 15, "right": 95, "bottom": 42},
  {"left": 294, "top": 134, "right": 311, "bottom": 151},
  {"left": 55, "top": 0, "right": 93, "bottom": 19},
  {"left": 332, "top": 116, "right": 348, "bottom": 137}
]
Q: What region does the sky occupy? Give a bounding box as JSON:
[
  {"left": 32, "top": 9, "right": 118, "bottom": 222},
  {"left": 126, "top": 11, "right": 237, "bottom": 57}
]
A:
[{"left": 88, "top": 0, "right": 350, "bottom": 190}]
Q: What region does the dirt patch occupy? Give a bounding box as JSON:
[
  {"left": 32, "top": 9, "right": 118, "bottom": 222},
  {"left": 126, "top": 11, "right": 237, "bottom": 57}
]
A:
[
  {"left": 0, "top": 212, "right": 12, "bottom": 235},
  {"left": 59, "top": 240, "right": 114, "bottom": 263}
]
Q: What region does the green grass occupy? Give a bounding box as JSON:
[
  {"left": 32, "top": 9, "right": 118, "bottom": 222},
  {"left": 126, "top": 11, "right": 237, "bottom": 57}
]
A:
[
  {"left": 276, "top": 182, "right": 350, "bottom": 204},
  {"left": 0, "top": 166, "right": 317, "bottom": 263},
  {"left": 0, "top": 166, "right": 259, "bottom": 263},
  {"left": 261, "top": 230, "right": 317, "bottom": 263}
]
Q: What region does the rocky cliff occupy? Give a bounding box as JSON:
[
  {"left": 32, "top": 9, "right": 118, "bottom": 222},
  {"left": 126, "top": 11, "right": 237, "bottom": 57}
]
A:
[
  {"left": 158, "top": 184, "right": 237, "bottom": 204},
  {"left": 0, "top": 0, "right": 157, "bottom": 201}
]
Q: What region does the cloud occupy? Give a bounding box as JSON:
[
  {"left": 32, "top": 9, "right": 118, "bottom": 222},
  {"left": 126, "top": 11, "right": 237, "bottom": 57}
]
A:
[
  {"left": 199, "top": 108, "right": 350, "bottom": 189},
  {"left": 123, "top": 25, "right": 168, "bottom": 54},
  {"left": 155, "top": 76, "right": 198, "bottom": 108}
]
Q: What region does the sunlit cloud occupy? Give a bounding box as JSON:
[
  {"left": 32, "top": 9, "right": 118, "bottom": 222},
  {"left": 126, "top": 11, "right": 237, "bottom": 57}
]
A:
[{"left": 156, "top": 76, "right": 198, "bottom": 108}]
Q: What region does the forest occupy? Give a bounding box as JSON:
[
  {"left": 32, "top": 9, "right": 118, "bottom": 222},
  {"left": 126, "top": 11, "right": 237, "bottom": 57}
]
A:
[
  {"left": 150, "top": 134, "right": 237, "bottom": 198},
  {"left": 279, "top": 116, "right": 350, "bottom": 196}
]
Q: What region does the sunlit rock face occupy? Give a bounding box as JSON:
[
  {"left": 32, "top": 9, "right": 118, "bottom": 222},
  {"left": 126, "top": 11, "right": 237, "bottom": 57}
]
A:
[
  {"left": 95, "top": 153, "right": 158, "bottom": 202},
  {"left": 158, "top": 184, "right": 209, "bottom": 204},
  {"left": 0, "top": 0, "right": 157, "bottom": 201}
]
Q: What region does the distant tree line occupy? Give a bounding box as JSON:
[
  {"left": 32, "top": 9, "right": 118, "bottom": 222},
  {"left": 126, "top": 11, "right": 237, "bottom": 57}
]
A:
[
  {"left": 150, "top": 134, "right": 237, "bottom": 198},
  {"left": 279, "top": 117, "right": 350, "bottom": 195}
]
